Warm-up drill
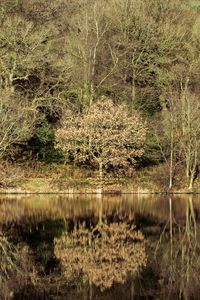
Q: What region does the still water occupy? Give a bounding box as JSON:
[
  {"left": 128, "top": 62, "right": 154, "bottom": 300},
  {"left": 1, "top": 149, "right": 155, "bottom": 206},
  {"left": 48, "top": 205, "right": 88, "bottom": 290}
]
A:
[{"left": 0, "top": 193, "right": 200, "bottom": 300}]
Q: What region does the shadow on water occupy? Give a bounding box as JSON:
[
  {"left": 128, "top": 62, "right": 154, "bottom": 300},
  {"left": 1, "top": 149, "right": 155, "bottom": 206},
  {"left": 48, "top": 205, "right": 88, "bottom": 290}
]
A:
[
  {"left": 25, "top": 219, "right": 67, "bottom": 266},
  {"left": 1, "top": 194, "right": 200, "bottom": 299}
]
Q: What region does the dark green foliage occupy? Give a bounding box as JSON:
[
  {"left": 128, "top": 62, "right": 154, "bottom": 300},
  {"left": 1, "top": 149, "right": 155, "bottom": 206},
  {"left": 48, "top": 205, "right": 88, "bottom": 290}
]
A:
[
  {"left": 134, "top": 92, "right": 161, "bottom": 117},
  {"left": 31, "top": 121, "right": 66, "bottom": 164},
  {"left": 35, "top": 121, "right": 54, "bottom": 146}
]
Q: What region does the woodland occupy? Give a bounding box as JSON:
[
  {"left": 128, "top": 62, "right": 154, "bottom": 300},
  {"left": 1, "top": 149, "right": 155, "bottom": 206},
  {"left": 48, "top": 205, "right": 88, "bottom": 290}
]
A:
[{"left": 0, "top": 0, "right": 200, "bottom": 191}]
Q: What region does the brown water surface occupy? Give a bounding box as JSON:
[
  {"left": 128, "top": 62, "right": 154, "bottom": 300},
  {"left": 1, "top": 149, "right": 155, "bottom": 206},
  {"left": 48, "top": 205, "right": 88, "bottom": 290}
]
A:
[{"left": 0, "top": 194, "right": 199, "bottom": 299}]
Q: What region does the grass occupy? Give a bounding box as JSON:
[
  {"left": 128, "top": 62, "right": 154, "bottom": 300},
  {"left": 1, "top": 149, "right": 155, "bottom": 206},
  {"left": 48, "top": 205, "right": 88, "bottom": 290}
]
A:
[{"left": 1, "top": 159, "right": 197, "bottom": 193}]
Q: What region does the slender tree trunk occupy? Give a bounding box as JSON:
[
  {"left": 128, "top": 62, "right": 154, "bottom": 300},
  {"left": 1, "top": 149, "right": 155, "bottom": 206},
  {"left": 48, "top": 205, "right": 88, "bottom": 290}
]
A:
[
  {"left": 89, "top": 82, "right": 95, "bottom": 107},
  {"left": 96, "top": 161, "right": 103, "bottom": 196},
  {"left": 131, "top": 54, "right": 136, "bottom": 110},
  {"left": 188, "top": 149, "right": 198, "bottom": 192},
  {"left": 169, "top": 123, "right": 174, "bottom": 190},
  {"left": 131, "top": 75, "right": 136, "bottom": 109},
  {"left": 99, "top": 161, "right": 103, "bottom": 183}
]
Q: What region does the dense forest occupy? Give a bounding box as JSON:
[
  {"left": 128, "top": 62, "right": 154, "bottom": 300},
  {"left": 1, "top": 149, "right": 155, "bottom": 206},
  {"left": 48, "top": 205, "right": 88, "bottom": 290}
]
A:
[{"left": 0, "top": 0, "right": 200, "bottom": 190}]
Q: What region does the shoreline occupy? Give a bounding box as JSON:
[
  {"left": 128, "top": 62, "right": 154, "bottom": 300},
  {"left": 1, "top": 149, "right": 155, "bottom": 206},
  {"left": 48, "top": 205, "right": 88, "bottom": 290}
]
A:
[
  {"left": 1, "top": 165, "right": 200, "bottom": 195},
  {"left": 0, "top": 186, "right": 199, "bottom": 195}
]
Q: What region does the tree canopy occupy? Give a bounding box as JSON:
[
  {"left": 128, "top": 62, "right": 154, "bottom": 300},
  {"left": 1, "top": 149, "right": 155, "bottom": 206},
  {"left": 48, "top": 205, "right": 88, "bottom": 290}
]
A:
[{"left": 55, "top": 97, "right": 147, "bottom": 177}]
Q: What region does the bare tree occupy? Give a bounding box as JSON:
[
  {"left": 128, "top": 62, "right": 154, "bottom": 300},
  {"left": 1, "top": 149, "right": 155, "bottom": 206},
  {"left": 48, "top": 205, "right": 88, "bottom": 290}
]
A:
[
  {"left": 0, "top": 89, "right": 40, "bottom": 157},
  {"left": 156, "top": 61, "right": 200, "bottom": 191},
  {"left": 153, "top": 90, "right": 184, "bottom": 190},
  {"left": 178, "top": 91, "right": 200, "bottom": 191},
  {"left": 62, "top": 0, "right": 118, "bottom": 111}
]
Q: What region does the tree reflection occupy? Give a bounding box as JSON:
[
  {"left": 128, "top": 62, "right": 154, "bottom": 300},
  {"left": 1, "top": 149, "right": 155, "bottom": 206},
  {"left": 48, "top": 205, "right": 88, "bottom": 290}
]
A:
[
  {"left": 154, "top": 195, "right": 200, "bottom": 300},
  {"left": 54, "top": 220, "right": 146, "bottom": 292},
  {"left": 0, "top": 231, "right": 33, "bottom": 299}
]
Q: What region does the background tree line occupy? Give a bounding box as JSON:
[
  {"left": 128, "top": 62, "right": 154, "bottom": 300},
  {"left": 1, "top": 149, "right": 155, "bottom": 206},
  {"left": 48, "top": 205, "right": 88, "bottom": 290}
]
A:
[{"left": 0, "top": 0, "right": 200, "bottom": 190}]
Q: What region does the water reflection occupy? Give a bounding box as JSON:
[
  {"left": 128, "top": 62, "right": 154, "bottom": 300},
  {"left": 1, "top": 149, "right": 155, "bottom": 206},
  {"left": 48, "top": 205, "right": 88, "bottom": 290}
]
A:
[
  {"left": 55, "top": 222, "right": 146, "bottom": 293},
  {"left": 2, "top": 193, "right": 200, "bottom": 226},
  {"left": 152, "top": 195, "right": 200, "bottom": 300},
  {"left": 1, "top": 194, "right": 200, "bottom": 299}
]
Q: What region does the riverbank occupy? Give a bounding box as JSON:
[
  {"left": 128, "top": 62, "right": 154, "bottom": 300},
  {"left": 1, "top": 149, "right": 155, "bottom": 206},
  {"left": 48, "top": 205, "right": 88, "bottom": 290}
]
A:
[
  {"left": 0, "top": 175, "right": 157, "bottom": 194},
  {"left": 1, "top": 161, "right": 200, "bottom": 194}
]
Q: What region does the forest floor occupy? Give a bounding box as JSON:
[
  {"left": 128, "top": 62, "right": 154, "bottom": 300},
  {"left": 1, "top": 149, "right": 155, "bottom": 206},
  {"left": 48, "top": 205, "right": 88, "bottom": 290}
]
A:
[{"left": 0, "top": 161, "right": 200, "bottom": 194}]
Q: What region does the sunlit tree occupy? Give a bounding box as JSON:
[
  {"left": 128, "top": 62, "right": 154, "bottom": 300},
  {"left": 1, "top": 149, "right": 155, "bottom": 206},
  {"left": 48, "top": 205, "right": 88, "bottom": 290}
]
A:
[{"left": 55, "top": 97, "right": 147, "bottom": 179}]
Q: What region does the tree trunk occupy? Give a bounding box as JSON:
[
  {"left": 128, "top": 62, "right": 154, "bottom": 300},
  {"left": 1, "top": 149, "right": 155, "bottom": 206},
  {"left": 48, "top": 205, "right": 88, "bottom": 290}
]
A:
[
  {"left": 99, "top": 161, "right": 103, "bottom": 183},
  {"left": 132, "top": 75, "right": 136, "bottom": 109},
  {"left": 131, "top": 54, "right": 136, "bottom": 110}
]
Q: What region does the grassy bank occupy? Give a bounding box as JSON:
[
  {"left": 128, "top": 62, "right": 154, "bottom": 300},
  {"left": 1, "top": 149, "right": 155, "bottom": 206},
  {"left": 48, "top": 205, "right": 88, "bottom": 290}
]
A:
[{"left": 0, "top": 161, "right": 200, "bottom": 194}]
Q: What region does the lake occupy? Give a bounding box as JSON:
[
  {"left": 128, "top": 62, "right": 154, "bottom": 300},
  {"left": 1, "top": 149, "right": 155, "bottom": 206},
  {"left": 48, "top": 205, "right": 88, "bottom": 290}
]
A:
[{"left": 0, "top": 193, "right": 200, "bottom": 299}]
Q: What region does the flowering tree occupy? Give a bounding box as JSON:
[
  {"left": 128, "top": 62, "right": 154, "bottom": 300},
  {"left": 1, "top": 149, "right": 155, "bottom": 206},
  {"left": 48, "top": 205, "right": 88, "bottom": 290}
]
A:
[{"left": 55, "top": 97, "right": 146, "bottom": 178}]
